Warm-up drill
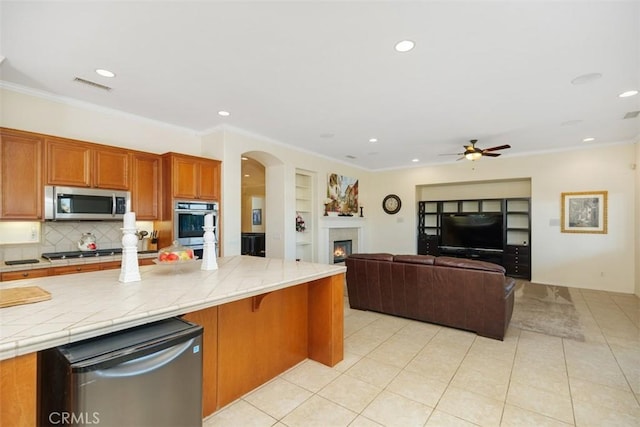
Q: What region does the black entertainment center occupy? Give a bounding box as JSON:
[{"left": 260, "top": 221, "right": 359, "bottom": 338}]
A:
[{"left": 417, "top": 198, "right": 531, "bottom": 279}]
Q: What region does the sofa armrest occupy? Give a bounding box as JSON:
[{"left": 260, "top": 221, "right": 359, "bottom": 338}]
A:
[{"left": 504, "top": 277, "right": 516, "bottom": 296}]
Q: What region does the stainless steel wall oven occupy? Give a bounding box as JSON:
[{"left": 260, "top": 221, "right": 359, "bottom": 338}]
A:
[{"left": 174, "top": 200, "right": 218, "bottom": 256}]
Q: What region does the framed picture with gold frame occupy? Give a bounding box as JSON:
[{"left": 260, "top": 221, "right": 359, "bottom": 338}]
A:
[{"left": 561, "top": 191, "right": 607, "bottom": 234}]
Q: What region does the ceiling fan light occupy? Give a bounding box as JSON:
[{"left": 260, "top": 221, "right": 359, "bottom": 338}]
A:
[{"left": 465, "top": 152, "right": 482, "bottom": 161}]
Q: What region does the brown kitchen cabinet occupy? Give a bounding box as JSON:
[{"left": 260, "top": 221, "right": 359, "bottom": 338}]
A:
[
  {"left": 131, "top": 152, "right": 161, "bottom": 220},
  {"left": 0, "top": 353, "right": 36, "bottom": 427},
  {"left": 0, "top": 258, "right": 157, "bottom": 282},
  {"left": 46, "top": 137, "right": 130, "bottom": 190},
  {"left": 97, "top": 258, "right": 155, "bottom": 270},
  {"left": 182, "top": 306, "right": 218, "bottom": 418},
  {"left": 0, "top": 268, "right": 49, "bottom": 282},
  {"left": 49, "top": 264, "right": 101, "bottom": 276},
  {"left": 0, "top": 128, "right": 44, "bottom": 219},
  {"left": 163, "top": 153, "right": 220, "bottom": 200}
]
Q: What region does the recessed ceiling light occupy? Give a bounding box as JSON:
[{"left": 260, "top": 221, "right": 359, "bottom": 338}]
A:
[
  {"left": 244, "top": 174, "right": 250, "bottom": 177},
  {"left": 571, "top": 73, "right": 602, "bottom": 85},
  {"left": 583, "top": 137, "right": 595, "bottom": 142},
  {"left": 319, "top": 133, "right": 335, "bottom": 139},
  {"left": 241, "top": 157, "right": 248, "bottom": 161},
  {"left": 95, "top": 69, "right": 115, "bottom": 78},
  {"left": 369, "top": 138, "right": 378, "bottom": 143},
  {"left": 619, "top": 90, "right": 639, "bottom": 98},
  {"left": 394, "top": 40, "right": 415, "bottom": 53},
  {"left": 411, "top": 158, "right": 419, "bottom": 163},
  {"left": 218, "top": 110, "right": 230, "bottom": 117}
]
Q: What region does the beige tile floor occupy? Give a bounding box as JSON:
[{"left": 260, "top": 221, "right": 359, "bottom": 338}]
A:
[{"left": 204, "top": 286, "right": 639, "bottom": 426}]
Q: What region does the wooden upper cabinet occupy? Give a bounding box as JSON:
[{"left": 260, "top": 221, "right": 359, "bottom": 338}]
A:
[
  {"left": 131, "top": 152, "right": 161, "bottom": 220},
  {"left": 93, "top": 148, "right": 130, "bottom": 190},
  {"left": 164, "top": 153, "right": 220, "bottom": 200},
  {"left": 198, "top": 160, "right": 219, "bottom": 201},
  {"left": 46, "top": 138, "right": 130, "bottom": 190},
  {"left": 0, "top": 129, "right": 43, "bottom": 219}
]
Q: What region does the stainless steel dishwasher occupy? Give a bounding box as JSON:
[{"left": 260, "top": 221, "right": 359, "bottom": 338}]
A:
[{"left": 38, "top": 317, "right": 203, "bottom": 427}]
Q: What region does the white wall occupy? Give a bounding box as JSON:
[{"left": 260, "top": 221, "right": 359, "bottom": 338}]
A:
[
  {"left": 2, "top": 86, "right": 637, "bottom": 293},
  {"left": 200, "top": 127, "right": 371, "bottom": 260},
  {"left": 636, "top": 141, "right": 640, "bottom": 296},
  {"left": 369, "top": 143, "right": 636, "bottom": 293},
  {"left": 0, "top": 86, "right": 201, "bottom": 154}
]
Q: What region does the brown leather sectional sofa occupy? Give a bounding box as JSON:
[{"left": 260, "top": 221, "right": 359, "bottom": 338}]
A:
[{"left": 345, "top": 253, "right": 516, "bottom": 340}]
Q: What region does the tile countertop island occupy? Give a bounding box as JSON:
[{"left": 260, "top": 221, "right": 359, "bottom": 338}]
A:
[
  {"left": 0, "top": 255, "right": 345, "bottom": 360},
  {"left": 0, "top": 255, "right": 346, "bottom": 426}
]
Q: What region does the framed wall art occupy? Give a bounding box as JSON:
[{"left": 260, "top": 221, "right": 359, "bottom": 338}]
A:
[
  {"left": 252, "top": 208, "right": 262, "bottom": 226},
  {"left": 326, "top": 173, "right": 359, "bottom": 215},
  {"left": 561, "top": 191, "right": 608, "bottom": 234}
]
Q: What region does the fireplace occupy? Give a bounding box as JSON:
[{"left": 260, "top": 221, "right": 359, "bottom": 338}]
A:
[{"left": 333, "top": 239, "right": 352, "bottom": 264}]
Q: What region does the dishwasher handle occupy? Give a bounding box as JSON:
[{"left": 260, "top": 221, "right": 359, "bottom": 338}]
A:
[{"left": 94, "top": 337, "right": 199, "bottom": 378}]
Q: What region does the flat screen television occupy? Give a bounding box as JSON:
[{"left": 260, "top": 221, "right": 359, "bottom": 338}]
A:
[{"left": 440, "top": 213, "right": 504, "bottom": 250}]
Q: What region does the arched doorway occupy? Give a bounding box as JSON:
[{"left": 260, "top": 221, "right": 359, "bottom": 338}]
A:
[
  {"left": 240, "top": 156, "right": 265, "bottom": 256},
  {"left": 240, "top": 151, "right": 285, "bottom": 259}
]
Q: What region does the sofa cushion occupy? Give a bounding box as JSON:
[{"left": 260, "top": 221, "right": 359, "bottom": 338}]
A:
[
  {"left": 347, "top": 253, "right": 394, "bottom": 262},
  {"left": 434, "top": 256, "right": 506, "bottom": 273},
  {"left": 393, "top": 254, "right": 436, "bottom": 265}
]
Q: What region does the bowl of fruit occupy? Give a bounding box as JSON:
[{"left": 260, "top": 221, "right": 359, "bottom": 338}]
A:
[{"left": 154, "top": 241, "right": 197, "bottom": 265}]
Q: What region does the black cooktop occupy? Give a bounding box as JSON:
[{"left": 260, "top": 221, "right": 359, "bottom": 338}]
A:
[{"left": 42, "top": 248, "right": 123, "bottom": 260}]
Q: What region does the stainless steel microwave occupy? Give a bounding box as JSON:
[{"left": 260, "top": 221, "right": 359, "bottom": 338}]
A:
[{"left": 44, "top": 186, "right": 131, "bottom": 221}]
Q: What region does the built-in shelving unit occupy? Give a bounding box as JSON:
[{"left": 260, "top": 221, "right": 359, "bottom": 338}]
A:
[
  {"left": 295, "top": 170, "right": 315, "bottom": 262},
  {"left": 418, "top": 197, "right": 531, "bottom": 279}
]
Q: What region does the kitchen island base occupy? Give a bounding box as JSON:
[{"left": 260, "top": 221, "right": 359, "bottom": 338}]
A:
[
  {"left": 0, "top": 271, "right": 344, "bottom": 425},
  {"left": 184, "top": 273, "right": 344, "bottom": 417},
  {"left": 0, "top": 254, "right": 346, "bottom": 426}
]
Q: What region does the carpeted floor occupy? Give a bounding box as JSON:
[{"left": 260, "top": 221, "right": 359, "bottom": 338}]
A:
[{"left": 510, "top": 281, "right": 585, "bottom": 341}]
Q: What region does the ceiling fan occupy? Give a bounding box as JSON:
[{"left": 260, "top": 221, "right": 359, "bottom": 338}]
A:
[{"left": 442, "top": 139, "right": 512, "bottom": 161}]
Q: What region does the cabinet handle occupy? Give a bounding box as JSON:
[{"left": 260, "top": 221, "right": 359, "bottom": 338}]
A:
[{"left": 22, "top": 272, "right": 29, "bottom": 277}]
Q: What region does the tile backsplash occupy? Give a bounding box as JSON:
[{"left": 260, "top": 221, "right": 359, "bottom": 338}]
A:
[{"left": 0, "top": 221, "right": 154, "bottom": 263}]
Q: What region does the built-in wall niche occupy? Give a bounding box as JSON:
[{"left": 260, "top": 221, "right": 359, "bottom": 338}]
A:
[
  {"left": 295, "top": 169, "right": 315, "bottom": 262},
  {"left": 417, "top": 178, "right": 531, "bottom": 201}
]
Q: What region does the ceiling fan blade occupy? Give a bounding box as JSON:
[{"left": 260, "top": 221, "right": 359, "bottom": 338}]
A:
[
  {"left": 483, "top": 152, "right": 501, "bottom": 157},
  {"left": 483, "top": 144, "right": 511, "bottom": 152},
  {"left": 439, "top": 153, "right": 463, "bottom": 156}
]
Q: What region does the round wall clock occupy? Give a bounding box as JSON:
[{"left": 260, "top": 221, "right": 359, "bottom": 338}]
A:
[{"left": 382, "top": 194, "right": 401, "bottom": 214}]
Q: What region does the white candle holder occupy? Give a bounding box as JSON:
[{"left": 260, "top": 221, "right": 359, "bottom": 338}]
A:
[
  {"left": 201, "top": 225, "right": 218, "bottom": 270},
  {"left": 119, "top": 227, "right": 141, "bottom": 282}
]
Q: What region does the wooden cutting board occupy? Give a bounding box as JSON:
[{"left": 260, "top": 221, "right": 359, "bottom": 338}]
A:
[{"left": 0, "top": 286, "right": 51, "bottom": 308}]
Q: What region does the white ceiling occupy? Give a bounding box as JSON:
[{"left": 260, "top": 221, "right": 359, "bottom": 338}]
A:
[{"left": 1, "top": 1, "right": 638, "bottom": 170}]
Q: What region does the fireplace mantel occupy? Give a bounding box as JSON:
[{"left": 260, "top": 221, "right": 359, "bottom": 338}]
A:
[{"left": 320, "top": 216, "right": 366, "bottom": 228}]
